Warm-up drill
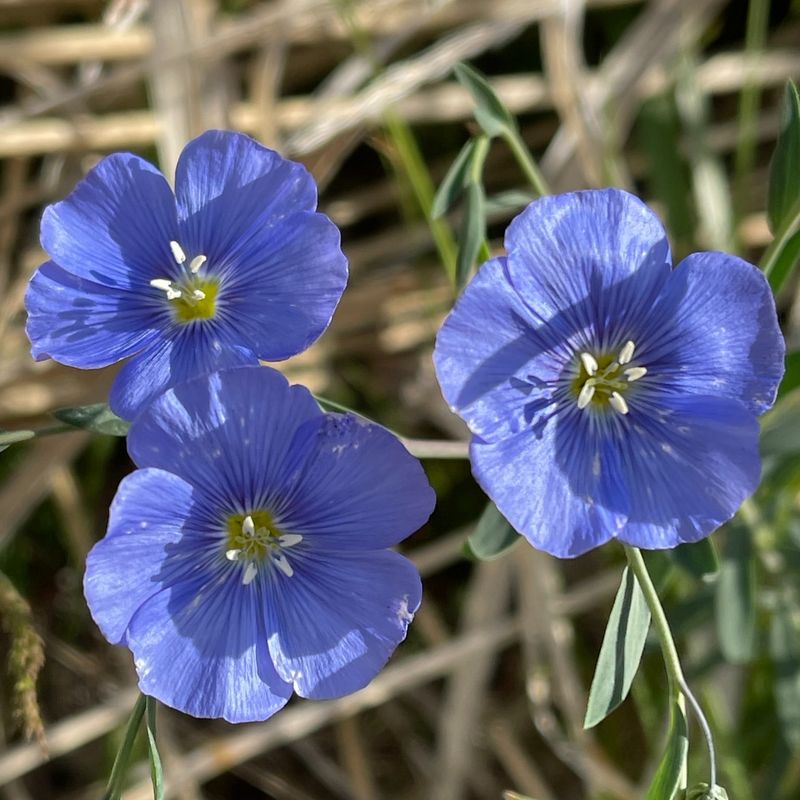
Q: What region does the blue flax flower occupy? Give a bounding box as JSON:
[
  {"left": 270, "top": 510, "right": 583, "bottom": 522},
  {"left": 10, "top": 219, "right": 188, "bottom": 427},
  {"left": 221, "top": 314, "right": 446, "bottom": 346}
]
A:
[
  {"left": 434, "top": 189, "right": 784, "bottom": 558},
  {"left": 26, "top": 130, "right": 347, "bottom": 419},
  {"left": 84, "top": 366, "right": 434, "bottom": 722}
]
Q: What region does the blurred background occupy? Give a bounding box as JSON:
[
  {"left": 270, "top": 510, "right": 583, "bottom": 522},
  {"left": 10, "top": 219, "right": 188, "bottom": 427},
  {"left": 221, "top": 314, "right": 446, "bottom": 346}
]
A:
[{"left": 1, "top": 0, "right": 800, "bottom": 798}]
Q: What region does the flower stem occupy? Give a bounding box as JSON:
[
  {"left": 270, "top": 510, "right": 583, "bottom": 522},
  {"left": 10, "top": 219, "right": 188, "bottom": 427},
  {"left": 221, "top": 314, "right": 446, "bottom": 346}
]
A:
[
  {"left": 623, "top": 544, "right": 717, "bottom": 790},
  {"left": 103, "top": 693, "right": 146, "bottom": 800},
  {"left": 502, "top": 130, "right": 550, "bottom": 198}
]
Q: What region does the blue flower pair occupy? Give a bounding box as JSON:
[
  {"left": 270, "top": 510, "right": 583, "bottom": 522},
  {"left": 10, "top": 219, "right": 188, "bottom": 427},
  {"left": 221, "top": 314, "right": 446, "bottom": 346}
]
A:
[
  {"left": 26, "top": 131, "right": 435, "bottom": 721},
  {"left": 25, "top": 130, "right": 785, "bottom": 721}
]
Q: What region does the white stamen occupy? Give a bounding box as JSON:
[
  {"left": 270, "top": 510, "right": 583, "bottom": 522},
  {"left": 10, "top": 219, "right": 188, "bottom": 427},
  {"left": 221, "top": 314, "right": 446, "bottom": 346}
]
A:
[
  {"left": 242, "top": 562, "right": 258, "bottom": 585},
  {"left": 278, "top": 533, "right": 303, "bottom": 548},
  {"left": 624, "top": 367, "right": 647, "bottom": 382},
  {"left": 618, "top": 340, "right": 636, "bottom": 365},
  {"left": 191, "top": 289, "right": 206, "bottom": 301},
  {"left": 242, "top": 515, "right": 255, "bottom": 537},
  {"left": 225, "top": 549, "right": 242, "bottom": 561},
  {"left": 189, "top": 255, "right": 207, "bottom": 274},
  {"left": 609, "top": 391, "right": 629, "bottom": 415},
  {"left": 580, "top": 352, "right": 598, "bottom": 376},
  {"left": 577, "top": 381, "right": 595, "bottom": 410},
  {"left": 272, "top": 552, "right": 294, "bottom": 577},
  {"left": 169, "top": 240, "right": 187, "bottom": 264},
  {"left": 150, "top": 278, "right": 182, "bottom": 300}
]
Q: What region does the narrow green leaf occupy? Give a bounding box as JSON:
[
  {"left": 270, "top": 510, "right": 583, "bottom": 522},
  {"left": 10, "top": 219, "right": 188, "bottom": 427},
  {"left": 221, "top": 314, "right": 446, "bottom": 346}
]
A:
[
  {"left": 432, "top": 138, "right": 480, "bottom": 219},
  {"left": 53, "top": 403, "right": 130, "bottom": 437},
  {"left": 767, "top": 227, "right": 800, "bottom": 294},
  {"left": 103, "top": 694, "right": 146, "bottom": 800},
  {"left": 145, "top": 696, "right": 165, "bottom": 800},
  {"left": 0, "top": 429, "right": 35, "bottom": 452},
  {"left": 584, "top": 567, "right": 651, "bottom": 728},
  {"left": 455, "top": 182, "right": 486, "bottom": 289},
  {"left": 769, "top": 596, "right": 800, "bottom": 746},
  {"left": 454, "top": 62, "right": 515, "bottom": 138},
  {"left": 768, "top": 80, "right": 800, "bottom": 233},
  {"left": 715, "top": 525, "right": 756, "bottom": 664},
  {"left": 313, "top": 394, "right": 356, "bottom": 415},
  {"left": 467, "top": 502, "right": 520, "bottom": 561},
  {"left": 778, "top": 349, "right": 800, "bottom": 400},
  {"left": 645, "top": 701, "right": 689, "bottom": 800},
  {"left": 484, "top": 190, "right": 537, "bottom": 214},
  {"left": 670, "top": 538, "right": 719, "bottom": 582}
]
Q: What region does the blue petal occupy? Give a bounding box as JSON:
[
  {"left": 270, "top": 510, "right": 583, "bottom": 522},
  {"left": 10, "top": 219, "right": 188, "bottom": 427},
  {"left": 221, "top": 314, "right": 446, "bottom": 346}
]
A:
[
  {"left": 126, "top": 366, "right": 321, "bottom": 510},
  {"left": 84, "top": 468, "right": 215, "bottom": 645},
  {"left": 108, "top": 325, "right": 258, "bottom": 420},
  {"left": 618, "top": 394, "right": 761, "bottom": 548},
  {"left": 504, "top": 189, "right": 672, "bottom": 349},
  {"left": 264, "top": 549, "right": 421, "bottom": 699},
  {"left": 434, "top": 257, "right": 567, "bottom": 443},
  {"left": 126, "top": 573, "right": 292, "bottom": 722},
  {"left": 470, "top": 410, "right": 626, "bottom": 558},
  {"left": 275, "top": 413, "right": 435, "bottom": 550},
  {"left": 215, "top": 211, "right": 348, "bottom": 361},
  {"left": 640, "top": 252, "right": 784, "bottom": 416},
  {"left": 25, "top": 261, "right": 162, "bottom": 368},
  {"left": 40, "top": 153, "right": 179, "bottom": 290},
  {"left": 174, "top": 130, "right": 318, "bottom": 265}
]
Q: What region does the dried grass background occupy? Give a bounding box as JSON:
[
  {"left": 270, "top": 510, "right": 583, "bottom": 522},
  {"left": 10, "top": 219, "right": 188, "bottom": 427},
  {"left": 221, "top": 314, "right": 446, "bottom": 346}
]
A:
[{"left": 0, "top": 1, "right": 799, "bottom": 798}]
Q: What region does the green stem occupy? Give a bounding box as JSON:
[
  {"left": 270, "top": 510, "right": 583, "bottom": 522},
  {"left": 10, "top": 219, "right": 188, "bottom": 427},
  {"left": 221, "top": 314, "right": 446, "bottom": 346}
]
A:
[
  {"left": 103, "top": 694, "right": 146, "bottom": 800},
  {"left": 761, "top": 204, "right": 800, "bottom": 279},
  {"left": 502, "top": 130, "right": 550, "bottom": 197},
  {"left": 624, "top": 544, "right": 718, "bottom": 789}
]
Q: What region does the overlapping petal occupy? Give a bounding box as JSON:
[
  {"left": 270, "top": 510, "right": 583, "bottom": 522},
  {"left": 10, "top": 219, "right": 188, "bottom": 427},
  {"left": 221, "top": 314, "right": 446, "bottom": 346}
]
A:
[
  {"left": 127, "top": 574, "right": 292, "bottom": 722},
  {"left": 434, "top": 257, "right": 568, "bottom": 443},
  {"left": 264, "top": 549, "right": 421, "bottom": 699},
  {"left": 276, "top": 413, "right": 436, "bottom": 550},
  {"left": 40, "top": 153, "right": 178, "bottom": 290},
  {"left": 25, "top": 261, "right": 162, "bottom": 368},
  {"left": 126, "top": 367, "right": 320, "bottom": 510},
  {"left": 639, "top": 252, "right": 785, "bottom": 415},
  {"left": 505, "top": 190, "right": 672, "bottom": 350}
]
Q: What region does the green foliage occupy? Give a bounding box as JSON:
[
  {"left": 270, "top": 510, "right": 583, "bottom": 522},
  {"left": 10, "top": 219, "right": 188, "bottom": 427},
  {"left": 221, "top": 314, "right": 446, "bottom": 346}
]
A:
[
  {"left": 53, "top": 403, "right": 130, "bottom": 437},
  {"left": 432, "top": 138, "right": 483, "bottom": 219},
  {"left": 767, "top": 81, "right": 800, "bottom": 234},
  {"left": 716, "top": 525, "right": 756, "bottom": 664},
  {"left": 453, "top": 63, "right": 516, "bottom": 139},
  {"left": 645, "top": 700, "right": 689, "bottom": 800},
  {"left": 687, "top": 784, "right": 730, "bottom": 800},
  {"left": 0, "top": 429, "right": 35, "bottom": 452},
  {"left": 769, "top": 595, "right": 800, "bottom": 747},
  {"left": 465, "top": 501, "right": 520, "bottom": 561},
  {"left": 670, "top": 538, "right": 719, "bottom": 582},
  {"left": 584, "top": 566, "right": 651, "bottom": 728},
  {"left": 145, "top": 697, "right": 165, "bottom": 800},
  {"left": 455, "top": 181, "right": 487, "bottom": 289}
]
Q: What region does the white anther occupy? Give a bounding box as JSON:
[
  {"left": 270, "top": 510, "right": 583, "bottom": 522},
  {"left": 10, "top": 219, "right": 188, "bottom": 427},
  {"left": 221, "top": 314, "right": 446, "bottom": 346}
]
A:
[
  {"left": 624, "top": 367, "right": 647, "bottom": 382},
  {"left": 580, "top": 352, "right": 598, "bottom": 376},
  {"left": 189, "top": 255, "right": 207, "bottom": 274},
  {"left": 225, "top": 549, "right": 242, "bottom": 561},
  {"left": 191, "top": 289, "right": 206, "bottom": 301},
  {"left": 278, "top": 533, "right": 303, "bottom": 548},
  {"left": 577, "top": 381, "right": 596, "bottom": 410},
  {"left": 169, "top": 240, "right": 187, "bottom": 264},
  {"left": 242, "top": 515, "right": 255, "bottom": 537},
  {"left": 272, "top": 552, "right": 294, "bottom": 577},
  {"left": 242, "top": 562, "right": 258, "bottom": 585},
  {"left": 149, "top": 278, "right": 182, "bottom": 300},
  {"left": 618, "top": 340, "right": 636, "bottom": 365},
  {"left": 609, "top": 391, "right": 629, "bottom": 415}
]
